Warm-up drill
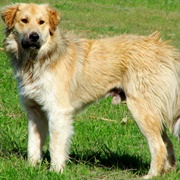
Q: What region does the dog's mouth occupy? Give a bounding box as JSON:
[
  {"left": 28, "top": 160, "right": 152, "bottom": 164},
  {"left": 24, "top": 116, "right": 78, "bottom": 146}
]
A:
[{"left": 21, "top": 40, "right": 41, "bottom": 50}]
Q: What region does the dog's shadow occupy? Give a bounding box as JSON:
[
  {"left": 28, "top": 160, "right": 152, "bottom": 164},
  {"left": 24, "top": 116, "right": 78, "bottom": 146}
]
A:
[
  {"left": 43, "top": 144, "right": 149, "bottom": 175},
  {"left": 70, "top": 152, "right": 148, "bottom": 175}
]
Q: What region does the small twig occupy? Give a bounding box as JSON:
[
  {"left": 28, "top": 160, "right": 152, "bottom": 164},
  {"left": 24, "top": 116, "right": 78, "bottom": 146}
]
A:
[
  {"left": 100, "top": 117, "right": 117, "bottom": 122},
  {"left": 90, "top": 115, "right": 117, "bottom": 122}
]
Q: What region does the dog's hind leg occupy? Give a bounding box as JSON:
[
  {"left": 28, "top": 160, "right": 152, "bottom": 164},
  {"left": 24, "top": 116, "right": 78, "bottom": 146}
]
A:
[
  {"left": 126, "top": 97, "right": 167, "bottom": 179},
  {"left": 162, "top": 131, "right": 176, "bottom": 172},
  {"left": 48, "top": 109, "right": 74, "bottom": 173},
  {"left": 26, "top": 104, "right": 48, "bottom": 166}
]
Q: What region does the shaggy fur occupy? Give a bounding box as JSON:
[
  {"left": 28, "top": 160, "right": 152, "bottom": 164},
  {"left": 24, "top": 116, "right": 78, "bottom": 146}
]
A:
[{"left": 1, "top": 3, "right": 180, "bottom": 179}]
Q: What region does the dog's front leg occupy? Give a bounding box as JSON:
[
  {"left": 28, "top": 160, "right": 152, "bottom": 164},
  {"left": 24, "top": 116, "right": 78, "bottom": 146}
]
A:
[
  {"left": 48, "top": 109, "right": 74, "bottom": 173},
  {"left": 26, "top": 105, "right": 48, "bottom": 166}
]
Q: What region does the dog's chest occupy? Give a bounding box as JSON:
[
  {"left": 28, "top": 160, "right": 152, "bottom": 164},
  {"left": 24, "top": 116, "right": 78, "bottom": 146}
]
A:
[{"left": 18, "top": 69, "right": 53, "bottom": 104}]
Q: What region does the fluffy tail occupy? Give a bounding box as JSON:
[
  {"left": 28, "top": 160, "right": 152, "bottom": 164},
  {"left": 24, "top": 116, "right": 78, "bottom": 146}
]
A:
[{"left": 174, "top": 118, "right": 180, "bottom": 141}]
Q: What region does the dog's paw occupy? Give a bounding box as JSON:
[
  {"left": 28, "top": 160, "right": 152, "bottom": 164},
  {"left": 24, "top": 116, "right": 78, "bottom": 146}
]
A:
[
  {"left": 28, "top": 157, "right": 42, "bottom": 166},
  {"left": 142, "top": 174, "right": 152, "bottom": 179},
  {"left": 50, "top": 163, "right": 65, "bottom": 173},
  {"left": 143, "top": 173, "right": 159, "bottom": 179},
  {"left": 164, "top": 161, "right": 176, "bottom": 173}
]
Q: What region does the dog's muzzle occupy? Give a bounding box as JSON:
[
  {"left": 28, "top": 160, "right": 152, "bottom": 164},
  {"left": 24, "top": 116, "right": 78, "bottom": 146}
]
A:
[{"left": 21, "top": 32, "right": 41, "bottom": 49}]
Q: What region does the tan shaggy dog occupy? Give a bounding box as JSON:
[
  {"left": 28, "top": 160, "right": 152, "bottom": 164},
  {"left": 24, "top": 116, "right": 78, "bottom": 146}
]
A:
[{"left": 1, "top": 3, "right": 180, "bottom": 179}]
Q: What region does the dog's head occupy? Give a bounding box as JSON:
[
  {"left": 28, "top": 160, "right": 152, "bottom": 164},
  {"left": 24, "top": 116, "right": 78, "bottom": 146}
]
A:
[{"left": 1, "top": 3, "right": 60, "bottom": 50}]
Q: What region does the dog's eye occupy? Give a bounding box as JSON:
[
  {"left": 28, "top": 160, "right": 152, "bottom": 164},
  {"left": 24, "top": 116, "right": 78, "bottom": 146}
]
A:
[
  {"left": 39, "top": 20, "right": 45, "bottom": 25},
  {"left": 21, "top": 18, "right": 28, "bottom": 24}
]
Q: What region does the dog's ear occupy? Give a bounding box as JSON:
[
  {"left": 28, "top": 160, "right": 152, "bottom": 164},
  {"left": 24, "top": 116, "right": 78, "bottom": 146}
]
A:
[
  {"left": 48, "top": 7, "right": 60, "bottom": 35},
  {"left": 1, "top": 4, "right": 19, "bottom": 30}
]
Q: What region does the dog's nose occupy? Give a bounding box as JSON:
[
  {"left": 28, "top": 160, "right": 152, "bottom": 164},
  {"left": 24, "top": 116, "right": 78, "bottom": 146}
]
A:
[{"left": 29, "top": 32, "right": 39, "bottom": 42}]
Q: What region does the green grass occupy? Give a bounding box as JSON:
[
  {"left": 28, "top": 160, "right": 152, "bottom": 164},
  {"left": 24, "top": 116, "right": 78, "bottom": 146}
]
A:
[{"left": 0, "top": 0, "right": 180, "bottom": 179}]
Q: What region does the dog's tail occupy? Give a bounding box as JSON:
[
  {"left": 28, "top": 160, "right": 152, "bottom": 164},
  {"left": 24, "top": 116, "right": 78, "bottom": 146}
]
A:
[{"left": 174, "top": 117, "right": 180, "bottom": 141}]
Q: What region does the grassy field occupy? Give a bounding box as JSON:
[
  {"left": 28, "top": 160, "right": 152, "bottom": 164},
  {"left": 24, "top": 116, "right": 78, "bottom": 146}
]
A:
[{"left": 0, "top": 0, "right": 180, "bottom": 179}]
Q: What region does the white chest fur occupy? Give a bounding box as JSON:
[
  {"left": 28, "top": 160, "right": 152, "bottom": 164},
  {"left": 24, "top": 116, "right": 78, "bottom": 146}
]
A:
[{"left": 17, "top": 67, "right": 54, "bottom": 106}]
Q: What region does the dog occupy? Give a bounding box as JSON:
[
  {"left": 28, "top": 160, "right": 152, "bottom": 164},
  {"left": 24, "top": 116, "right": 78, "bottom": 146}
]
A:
[{"left": 1, "top": 3, "right": 180, "bottom": 179}]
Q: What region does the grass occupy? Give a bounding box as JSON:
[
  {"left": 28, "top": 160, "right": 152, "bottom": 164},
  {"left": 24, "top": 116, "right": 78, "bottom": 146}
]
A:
[{"left": 0, "top": 0, "right": 180, "bottom": 179}]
